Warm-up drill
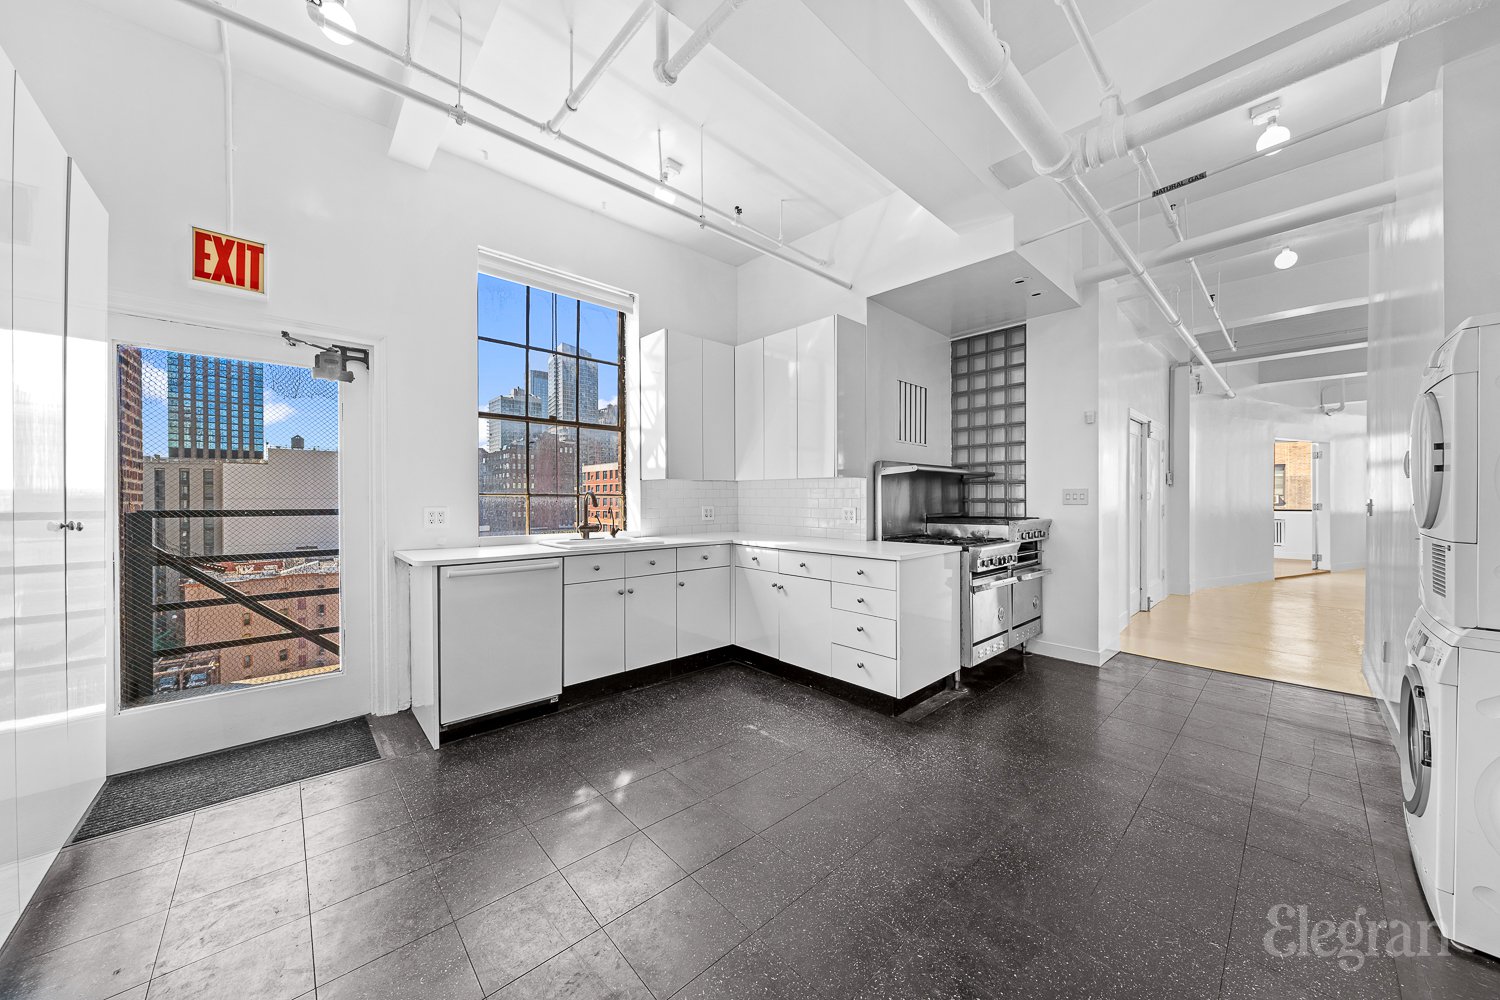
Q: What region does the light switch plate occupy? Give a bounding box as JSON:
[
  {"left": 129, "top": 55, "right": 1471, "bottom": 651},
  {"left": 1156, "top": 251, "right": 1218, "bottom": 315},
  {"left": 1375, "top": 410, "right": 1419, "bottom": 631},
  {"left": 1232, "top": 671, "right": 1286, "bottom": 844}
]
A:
[
  {"left": 1062, "top": 489, "right": 1089, "bottom": 505},
  {"left": 423, "top": 506, "right": 449, "bottom": 527},
  {"left": 701, "top": 505, "right": 715, "bottom": 522}
]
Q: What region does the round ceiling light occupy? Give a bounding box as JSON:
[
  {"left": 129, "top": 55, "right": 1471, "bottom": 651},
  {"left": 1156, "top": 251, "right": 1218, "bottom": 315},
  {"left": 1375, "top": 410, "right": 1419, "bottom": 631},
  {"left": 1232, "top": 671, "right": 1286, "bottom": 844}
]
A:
[
  {"left": 1274, "top": 246, "right": 1298, "bottom": 270},
  {"left": 308, "top": 0, "right": 357, "bottom": 46},
  {"left": 1256, "top": 119, "right": 1290, "bottom": 153}
]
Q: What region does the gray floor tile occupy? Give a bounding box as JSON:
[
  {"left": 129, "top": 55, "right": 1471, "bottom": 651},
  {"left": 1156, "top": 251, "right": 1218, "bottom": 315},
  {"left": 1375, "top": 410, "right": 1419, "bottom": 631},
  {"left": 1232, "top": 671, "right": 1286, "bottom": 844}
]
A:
[
  {"left": 707, "top": 752, "right": 844, "bottom": 832},
  {"left": 316, "top": 924, "right": 482, "bottom": 1000},
  {"left": 1140, "top": 775, "right": 1253, "bottom": 843},
  {"left": 489, "top": 929, "right": 650, "bottom": 1000},
  {"left": 433, "top": 825, "right": 556, "bottom": 917},
  {"left": 455, "top": 872, "right": 599, "bottom": 994},
  {"left": 560, "top": 831, "right": 687, "bottom": 925},
  {"left": 173, "top": 819, "right": 305, "bottom": 903},
  {"left": 693, "top": 836, "right": 821, "bottom": 931},
  {"left": 306, "top": 821, "right": 432, "bottom": 912},
  {"left": 529, "top": 798, "right": 638, "bottom": 868},
  {"left": 644, "top": 800, "right": 753, "bottom": 873},
  {"left": 155, "top": 863, "right": 309, "bottom": 976},
  {"left": 0, "top": 909, "right": 166, "bottom": 1000},
  {"left": 302, "top": 789, "right": 409, "bottom": 858},
  {"left": 667, "top": 734, "right": 798, "bottom": 797},
  {"left": 408, "top": 789, "right": 524, "bottom": 862},
  {"left": 604, "top": 769, "right": 703, "bottom": 827},
  {"left": 299, "top": 760, "right": 399, "bottom": 818},
  {"left": 187, "top": 787, "right": 301, "bottom": 855},
  {"left": 6, "top": 858, "right": 178, "bottom": 958},
  {"left": 310, "top": 870, "right": 451, "bottom": 984},
  {"left": 38, "top": 816, "right": 191, "bottom": 899},
  {"left": 604, "top": 878, "right": 748, "bottom": 999},
  {"left": 143, "top": 915, "right": 312, "bottom": 1000}
]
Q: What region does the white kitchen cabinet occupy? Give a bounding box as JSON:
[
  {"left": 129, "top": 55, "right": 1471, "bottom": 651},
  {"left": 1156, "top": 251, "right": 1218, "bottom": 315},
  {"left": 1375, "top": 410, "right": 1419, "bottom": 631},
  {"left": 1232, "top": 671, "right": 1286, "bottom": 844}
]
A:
[
  {"left": 762, "top": 328, "right": 798, "bottom": 479},
  {"left": 677, "top": 567, "right": 731, "bottom": 656},
  {"left": 439, "top": 561, "right": 563, "bottom": 725},
  {"left": 734, "top": 339, "right": 764, "bottom": 481},
  {"left": 777, "top": 575, "right": 831, "bottom": 673},
  {"left": 796, "top": 317, "right": 835, "bottom": 478},
  {"left": 734, "top": 566, "right": 779, "bottom": 658},
  {"left": 638, "top": 328, "right": 734, "bottom": 481},
  {"left": 564, "top": 577, "right": 626, "bottom": 684},
  {"left": 625, "top": 573, "right": 677, "bottom": 670}
]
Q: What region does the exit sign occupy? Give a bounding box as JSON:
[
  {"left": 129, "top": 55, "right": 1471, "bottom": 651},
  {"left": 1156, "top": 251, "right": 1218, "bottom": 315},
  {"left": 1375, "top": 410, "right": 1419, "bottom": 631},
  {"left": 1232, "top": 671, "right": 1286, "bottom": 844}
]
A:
[{"left": 192, "top": 227, "right": 266, "bottom": 293}]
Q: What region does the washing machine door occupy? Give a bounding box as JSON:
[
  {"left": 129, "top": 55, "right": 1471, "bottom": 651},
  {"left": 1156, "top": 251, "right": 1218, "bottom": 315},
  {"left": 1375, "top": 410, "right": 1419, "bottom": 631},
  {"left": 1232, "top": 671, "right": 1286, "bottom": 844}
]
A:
[
  {"left": 1409, "top": 390, "right": 1444, "bottom": 530},
  {"left": 1401, "top": 664, "right": 1434, "bottom": 816}
]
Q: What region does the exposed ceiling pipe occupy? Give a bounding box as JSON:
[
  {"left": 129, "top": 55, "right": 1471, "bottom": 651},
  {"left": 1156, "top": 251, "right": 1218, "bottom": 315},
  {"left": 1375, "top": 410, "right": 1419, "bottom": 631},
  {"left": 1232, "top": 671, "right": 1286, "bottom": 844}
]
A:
[
  {"left": 903, "top": 0, "right": 1235, "bottom": 397},
  {"left": 545, "top": 0, "right": 655, "bottom": 135},
  {"left": 171, "top": 0, "right": 853, "bottom": 289},
  {"left": 1077, "top": 0, "right": 1497, "bottom": 170},
  {"left": 218, "top": 17, "right": 235, "bottom": 232},
  {"left": 654, "top": 0, "right": 755, "bottom": 85},
  {"left": 1075, "top": 179, "right": 1398, "bottom": 283},
  {"left": 1054, "top": 0, "right": 1235, "bottom": 351}
]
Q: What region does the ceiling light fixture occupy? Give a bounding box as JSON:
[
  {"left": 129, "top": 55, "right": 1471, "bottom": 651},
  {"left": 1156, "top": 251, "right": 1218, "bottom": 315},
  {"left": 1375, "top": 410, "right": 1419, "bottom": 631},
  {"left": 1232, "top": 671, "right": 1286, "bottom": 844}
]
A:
[
  {"left": 1250, "top": 98, "right": 1289, "bottom": 154},
  {"left": 1274, "top": 246, "right": 1298, "bottom": 270},
  {"left": 306, "top": 0, "right": 357, "bottom": 45}
]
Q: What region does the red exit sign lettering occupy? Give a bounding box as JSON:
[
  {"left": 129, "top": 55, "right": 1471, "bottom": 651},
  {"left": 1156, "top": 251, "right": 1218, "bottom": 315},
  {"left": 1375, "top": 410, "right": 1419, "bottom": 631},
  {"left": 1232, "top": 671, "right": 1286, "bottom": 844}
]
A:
[{"left": 192, "top": 227, "right": 266, "bottom": 293}]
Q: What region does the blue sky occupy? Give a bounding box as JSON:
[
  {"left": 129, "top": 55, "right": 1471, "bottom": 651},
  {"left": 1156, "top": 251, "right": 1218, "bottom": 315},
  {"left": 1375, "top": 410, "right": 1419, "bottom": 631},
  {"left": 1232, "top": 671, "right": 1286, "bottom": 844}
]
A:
[{"left": 140, "top": 348, "right": 340, "bottom": 455}]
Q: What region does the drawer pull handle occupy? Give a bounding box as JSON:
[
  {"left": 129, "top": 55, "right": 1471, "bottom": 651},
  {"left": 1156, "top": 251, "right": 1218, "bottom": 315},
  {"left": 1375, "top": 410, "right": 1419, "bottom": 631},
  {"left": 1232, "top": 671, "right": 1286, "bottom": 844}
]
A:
[
  {"left": 649, "top": 559, "right": 656, "bottom": 566},
  {"left": 617, "top": 589, "right": 625, "bottom": 595},
  {"left": 799, "top": 562, "right": 807, "bottom": 568},
  {"left": 856, "top": 569, "right": 865, "bottom": 576},
  {"left": 702, "top": 554, "right": 709, "bottom": 560},
  {"left": 856, "top": 597, "right": 865, "bottom": 604},
  {"left": 856, "top": 661, "right": 867, "bottom": 670},
  {"left": 593, "top": 564, "right": 601, "bottom": 571},
  {"left": 856, "top": 626, "right": 865, "bottom": 632},
  {"left": 752, "top": 556, "right": 759, "bottom": 563},
  {"left": 678, "top": 581, "right": 685, "bottom": 587},
  {"left": 627, "top": 588, "right": 635, "bottom": 594}
]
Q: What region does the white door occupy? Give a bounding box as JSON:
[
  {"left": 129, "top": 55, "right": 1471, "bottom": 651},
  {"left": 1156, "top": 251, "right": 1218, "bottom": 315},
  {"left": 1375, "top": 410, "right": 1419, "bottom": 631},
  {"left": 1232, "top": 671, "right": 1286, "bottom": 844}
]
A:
[
  {"left": 733, "top": 567, "right": 778, "bottom": 657},
  {"left": 677, "top": 567, "right": 731, "bottom": 656},
  {"left": 625, "top": 573, "right": 676, "bottom": 670},
  {"left": 1127, "top": 420, "right": 1144, "bottom": 615},
  {"left": 763, "top": 329, "right": 798, "bottom": 479},
  {"left": 778, "top": 575, "right": 831, "bottom": 673},
  {"left": 439, "top": 560, "right": 561, "bottom": 724},
  {"left": 107, "top": 317, "right": 377, "bottom": 774},
  {"left": 564, "top": 578, "right": 625, "bottom": 684}
]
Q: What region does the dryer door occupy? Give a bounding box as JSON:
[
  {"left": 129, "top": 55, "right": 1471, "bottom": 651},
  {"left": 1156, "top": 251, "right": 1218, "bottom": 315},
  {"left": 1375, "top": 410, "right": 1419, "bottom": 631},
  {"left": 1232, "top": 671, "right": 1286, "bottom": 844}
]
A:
[
  {"left": 1401, "top": 663, "right": 1434, "bottom": 816},
  {"left": 1409, "top": 390, "right": 1444, "bottom": 530}
]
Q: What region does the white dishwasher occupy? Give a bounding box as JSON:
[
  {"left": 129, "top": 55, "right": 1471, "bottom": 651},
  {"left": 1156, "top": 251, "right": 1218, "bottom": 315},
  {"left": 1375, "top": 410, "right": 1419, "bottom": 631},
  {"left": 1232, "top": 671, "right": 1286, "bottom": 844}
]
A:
[{"left": 438, "top": 559, "right": 563, "bottom": 726}]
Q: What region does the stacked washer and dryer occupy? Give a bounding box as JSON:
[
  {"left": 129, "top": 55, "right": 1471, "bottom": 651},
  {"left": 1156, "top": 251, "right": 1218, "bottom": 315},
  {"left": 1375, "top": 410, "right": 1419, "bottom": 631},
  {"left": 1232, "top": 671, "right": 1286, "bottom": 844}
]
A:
[{"left": 1401, "top": 314, "right": 1500, "bottom": 957}]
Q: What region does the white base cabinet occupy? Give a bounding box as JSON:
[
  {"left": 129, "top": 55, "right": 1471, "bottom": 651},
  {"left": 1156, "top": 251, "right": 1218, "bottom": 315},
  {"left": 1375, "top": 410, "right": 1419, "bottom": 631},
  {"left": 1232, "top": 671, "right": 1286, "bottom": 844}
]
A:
[
  {"left": 677, "top": 566, "right": 732, "bottom": 656},
  {"left": 564, "top": 577, "right": 628, "bottom": 685},
  {"left": 625, "top": 573, "right": 677, "bottom": 670},
  {"left": 734, "top": 566, "right": 780, "bottom": 658}
]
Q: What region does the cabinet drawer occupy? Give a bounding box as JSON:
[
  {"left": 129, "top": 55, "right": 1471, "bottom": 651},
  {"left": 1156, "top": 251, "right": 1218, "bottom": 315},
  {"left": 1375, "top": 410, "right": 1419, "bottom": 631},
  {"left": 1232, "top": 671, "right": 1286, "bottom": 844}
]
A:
[
  {"left": 677, "top": 544, "right": 730, "bottom": 570},
  {"left": 778, "top": 550, "right": 831, "bottom": 579},
  {"left": 831, "top": 556, "right": 897, "bottom": 591},
  {"left": 626, "top": 549, "right": 676, "bottom": 577},
  {"left": 564, "top": 553, "right": 625, "bottom": 584},
  {"left": 830, "top": 643, "right": 898, "bottom": 697},
  {"left": 830, "top": 609, "right": 896, "bottom": 657},
  {"left": 831, "top": 583, "right": 897, "bottom": 620},
  {"left": 735, "top": 545, "right": 777, "bottom": 572}
]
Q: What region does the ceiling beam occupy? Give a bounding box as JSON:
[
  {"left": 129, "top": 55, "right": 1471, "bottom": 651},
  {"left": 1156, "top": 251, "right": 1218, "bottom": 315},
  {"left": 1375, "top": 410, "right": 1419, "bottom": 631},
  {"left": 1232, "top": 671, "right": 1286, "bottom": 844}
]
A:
[{"left": 388, "top": 0, "right": 505, "bottom": 170}]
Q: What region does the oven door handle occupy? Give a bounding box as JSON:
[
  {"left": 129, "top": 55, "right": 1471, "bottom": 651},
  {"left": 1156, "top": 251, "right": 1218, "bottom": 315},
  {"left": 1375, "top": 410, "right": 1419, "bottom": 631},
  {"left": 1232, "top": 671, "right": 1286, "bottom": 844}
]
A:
[
  {"left": 1018, "top": 569, "right": 1051, "bottom": 581},
  {"left": 970, "top": 576, "right": 1018, "bottom": 593}
]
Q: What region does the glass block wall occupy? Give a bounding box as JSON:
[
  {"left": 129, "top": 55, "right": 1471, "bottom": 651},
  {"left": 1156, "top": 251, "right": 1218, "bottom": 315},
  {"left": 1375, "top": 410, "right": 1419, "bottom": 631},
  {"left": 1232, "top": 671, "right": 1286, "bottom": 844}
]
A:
[{"left": 951, "top": 326, "right": 1026, "bottom": 516}]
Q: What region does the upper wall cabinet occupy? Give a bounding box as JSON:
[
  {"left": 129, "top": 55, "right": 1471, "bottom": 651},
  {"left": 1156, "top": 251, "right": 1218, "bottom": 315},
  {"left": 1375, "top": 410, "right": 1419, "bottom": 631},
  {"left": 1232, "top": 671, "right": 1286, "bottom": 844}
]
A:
[
  {"left": 638, "top": 329, "right": 735, "bottom": 481},
  {"left": 736, "top": 315, "right": 866, "bottom": 482}
]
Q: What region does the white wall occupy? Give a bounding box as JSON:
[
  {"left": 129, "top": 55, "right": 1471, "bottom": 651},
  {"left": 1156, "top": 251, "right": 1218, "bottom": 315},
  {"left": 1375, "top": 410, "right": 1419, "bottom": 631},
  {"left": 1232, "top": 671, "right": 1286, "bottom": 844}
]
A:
[{"left": 0, "top": 1, "right": 741, "bottom": 732}]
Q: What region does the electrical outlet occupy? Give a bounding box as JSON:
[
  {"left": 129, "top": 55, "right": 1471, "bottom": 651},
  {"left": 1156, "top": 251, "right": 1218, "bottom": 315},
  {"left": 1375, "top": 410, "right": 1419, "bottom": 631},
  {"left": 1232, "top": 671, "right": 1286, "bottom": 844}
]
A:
[
  {"left": 423, "top": 506, "right": 449, "bottom": 528},
  {"left": 841, "top": 507, "right": 859, "bottom": 524},
  {"left": 701, "top": 505, "right": 715, "bottom": 522},
  {"left": 1062, "top": 489, "right": 1089, "bottom": 506}
]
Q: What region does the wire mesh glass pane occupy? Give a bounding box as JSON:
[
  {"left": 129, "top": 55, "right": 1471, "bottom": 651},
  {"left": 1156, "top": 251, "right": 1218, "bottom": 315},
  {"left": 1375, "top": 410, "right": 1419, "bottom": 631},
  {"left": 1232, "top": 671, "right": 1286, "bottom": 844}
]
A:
[
  {"left": 480, "top": 496, "right": 526, "bottom": 537},
  {"left": 529, "top": 496, "right": 580, "bottom": 533},
  {"left": 529, "top": 425, "right": 578, "bottom": 494}
]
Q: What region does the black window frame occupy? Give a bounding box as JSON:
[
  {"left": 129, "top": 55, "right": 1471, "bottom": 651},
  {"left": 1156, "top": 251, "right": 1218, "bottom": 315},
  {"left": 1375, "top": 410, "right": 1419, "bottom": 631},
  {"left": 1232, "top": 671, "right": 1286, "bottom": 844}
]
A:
[{"left": 476, "top": 279, "right": 628, "bottom": 536}]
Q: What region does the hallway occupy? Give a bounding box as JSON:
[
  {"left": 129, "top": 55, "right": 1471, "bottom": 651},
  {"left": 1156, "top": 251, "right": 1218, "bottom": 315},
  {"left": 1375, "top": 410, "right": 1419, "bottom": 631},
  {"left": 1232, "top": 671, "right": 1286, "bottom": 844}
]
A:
[{"left": 1120, "top": 571, "right": 1368, "bottom": 696}]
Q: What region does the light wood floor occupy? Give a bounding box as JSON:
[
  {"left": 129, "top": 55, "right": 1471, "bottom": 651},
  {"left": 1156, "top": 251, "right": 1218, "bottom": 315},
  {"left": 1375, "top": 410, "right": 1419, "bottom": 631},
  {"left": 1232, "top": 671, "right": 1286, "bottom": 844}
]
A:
[
  {"left": 1120, "top": 570, "right": 1369, "bottom": 696},
  {"left": 1273, "top": 557, "right": 1328, "bottom": 580}
]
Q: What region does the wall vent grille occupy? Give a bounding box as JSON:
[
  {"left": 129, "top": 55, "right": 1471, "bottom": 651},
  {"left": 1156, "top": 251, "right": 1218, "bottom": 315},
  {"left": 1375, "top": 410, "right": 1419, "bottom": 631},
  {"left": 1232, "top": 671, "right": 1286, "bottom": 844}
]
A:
[
  {"left": 1431, "top": 541, "right": 1447, "bottom": 598},
  {"left": 897, "top": 380, "right": 928, "bottom": 446},
  {"left": 1273, "top": 518, "right": 1286, "bottom": 547}
]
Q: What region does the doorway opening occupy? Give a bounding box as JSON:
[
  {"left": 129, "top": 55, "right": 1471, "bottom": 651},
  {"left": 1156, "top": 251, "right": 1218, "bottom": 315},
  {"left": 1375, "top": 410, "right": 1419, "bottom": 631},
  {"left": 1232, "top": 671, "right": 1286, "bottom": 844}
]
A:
[
  {"left": 117, "top": 346, "right": 342, "bottom": 707},
  {"left": 1272, "top": 438, "right": 1330, "bottom": 579}
]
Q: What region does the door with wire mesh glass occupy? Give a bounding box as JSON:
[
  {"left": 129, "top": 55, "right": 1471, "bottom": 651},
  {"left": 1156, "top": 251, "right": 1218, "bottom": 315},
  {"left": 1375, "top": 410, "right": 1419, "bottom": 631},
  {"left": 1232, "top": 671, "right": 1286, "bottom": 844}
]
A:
[{"left": 117, "top": 346, "right": 341, "bottom": 706}]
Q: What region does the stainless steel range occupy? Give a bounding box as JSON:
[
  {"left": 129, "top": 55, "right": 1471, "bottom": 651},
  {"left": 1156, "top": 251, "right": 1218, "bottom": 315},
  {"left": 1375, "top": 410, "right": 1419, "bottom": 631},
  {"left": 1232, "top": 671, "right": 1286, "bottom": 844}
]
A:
[{"left": 875, "top": 462, "right": 1052, "bottom": 668}]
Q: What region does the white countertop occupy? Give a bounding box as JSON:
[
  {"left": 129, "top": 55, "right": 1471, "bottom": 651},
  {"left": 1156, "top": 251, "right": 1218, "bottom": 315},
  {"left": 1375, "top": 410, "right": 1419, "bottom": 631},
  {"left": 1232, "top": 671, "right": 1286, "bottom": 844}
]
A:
[{"left": 394, "top": 533, "right": 953, "bottom": 567}]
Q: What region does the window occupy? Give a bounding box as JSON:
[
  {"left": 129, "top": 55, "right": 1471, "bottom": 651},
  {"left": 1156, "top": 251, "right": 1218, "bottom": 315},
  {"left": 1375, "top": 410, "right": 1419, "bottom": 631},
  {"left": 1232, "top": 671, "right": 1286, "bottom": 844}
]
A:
[
  {"left": 278, "top": 648, "right": 289, "bottom": 662},
  {"left": 476, "top": 273, "right": 625, "bottom": 535},
  {"left": 242, "top": 654, "right": 252, "bottom": 669},
  {"left": 951, "top": 326, "right": 1026, "bottom": 516},
  {"left": 241, "top": 613, "right": 252, "bottom": 627},
  {"left": 1273, "top": 464, "right": 1287, "bottom": 508}
]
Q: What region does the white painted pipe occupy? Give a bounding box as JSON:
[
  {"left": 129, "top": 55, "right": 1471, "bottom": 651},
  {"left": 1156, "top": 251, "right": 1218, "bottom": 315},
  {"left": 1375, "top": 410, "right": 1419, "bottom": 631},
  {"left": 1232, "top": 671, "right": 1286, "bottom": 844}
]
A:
[
  {"left": 546, "top": 0, "right": 655, "bottom": 135},
  {"left": 1078, "top": 0, "right": 1497, "bottom": 169},
  {"left": 904, "top": 0, "right": 1235, "bottom": 396},
  {"left": 218, "top": 18, "right": 235, "bottom": 233},
  {"left": 655, "top": 0, "right": 755, "bottom": 85},
  {"left": 170, "top": 0, "right": 853, "bottom": 289},
  {"left": 1076, "top": 179, "right": 1398, "bottom": 284},
  {"left": 1055, "top": 0, "right": 1235, "bottom": 350}
]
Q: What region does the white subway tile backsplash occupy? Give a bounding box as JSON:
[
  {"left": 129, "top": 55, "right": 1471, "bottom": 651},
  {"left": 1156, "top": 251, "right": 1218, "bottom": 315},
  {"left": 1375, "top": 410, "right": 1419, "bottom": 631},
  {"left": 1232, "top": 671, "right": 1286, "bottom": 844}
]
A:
[{"left": 637, "top": 477, "right": 867, "bottom": 540}]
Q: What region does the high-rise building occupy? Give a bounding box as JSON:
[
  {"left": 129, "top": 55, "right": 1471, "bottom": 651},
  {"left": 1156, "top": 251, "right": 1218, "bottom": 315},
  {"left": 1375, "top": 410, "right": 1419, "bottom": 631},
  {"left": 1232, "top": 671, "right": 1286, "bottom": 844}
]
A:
[
  {"left": 530, "top": 369, "right": 549, "bottom": 415},
  {"left": 167, "top": 353, "right": 265, "bottom": 460},
  {"left": 548, "top": 350, "right": 599, "bottom": 422}
]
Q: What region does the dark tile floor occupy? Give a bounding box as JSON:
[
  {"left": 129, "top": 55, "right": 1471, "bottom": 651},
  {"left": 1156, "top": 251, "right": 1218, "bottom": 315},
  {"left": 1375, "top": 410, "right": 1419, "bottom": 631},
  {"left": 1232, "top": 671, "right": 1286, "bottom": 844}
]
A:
[{"left": 4, "top": 653, "right": 1499, "bottom": 999}]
